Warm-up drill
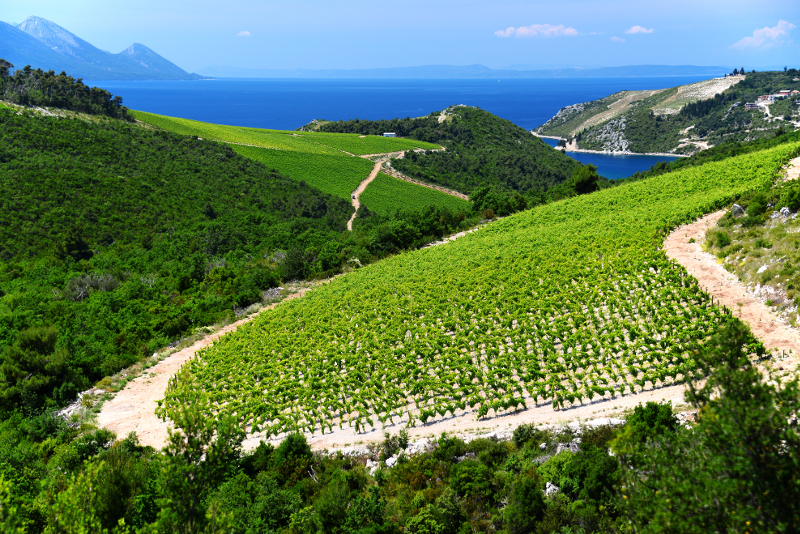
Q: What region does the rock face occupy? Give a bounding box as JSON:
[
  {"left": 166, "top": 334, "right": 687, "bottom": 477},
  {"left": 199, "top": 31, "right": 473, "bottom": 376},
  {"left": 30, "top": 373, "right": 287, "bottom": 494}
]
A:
[
  {"left": 545, "top": 482, "right": 560, "bottom": 496},
  {"left": 582, "top": 117, "right": 630, "bottom": 152},
  {"left": 732, "top": 204, "right": 746, "bottom": 217}
]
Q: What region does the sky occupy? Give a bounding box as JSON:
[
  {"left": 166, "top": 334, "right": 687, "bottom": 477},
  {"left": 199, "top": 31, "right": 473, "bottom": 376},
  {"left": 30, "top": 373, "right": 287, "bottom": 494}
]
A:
[{"left": 3, "top": 0, "right": 799, "bottom": 73}]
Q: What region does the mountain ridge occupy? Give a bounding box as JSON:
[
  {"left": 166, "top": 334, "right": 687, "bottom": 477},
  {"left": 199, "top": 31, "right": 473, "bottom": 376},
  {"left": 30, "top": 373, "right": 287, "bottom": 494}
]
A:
[
  {"left": 199, "top": 63, "right": 731, "bottom": 79},
  {"left": 0, "top": 15, "right": 204, "bottom": 80}
]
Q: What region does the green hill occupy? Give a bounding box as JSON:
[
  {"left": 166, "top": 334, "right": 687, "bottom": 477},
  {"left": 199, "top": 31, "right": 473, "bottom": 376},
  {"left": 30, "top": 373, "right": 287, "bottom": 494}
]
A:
[
  {"left": 316, "top": 105, "right": 583, "bottom": 193},
  {"left": 536, "top": 71, "right": 800, "bottom": 155},
  {"left": 162, "top": 139, "right": 800, "bottom": 437}
]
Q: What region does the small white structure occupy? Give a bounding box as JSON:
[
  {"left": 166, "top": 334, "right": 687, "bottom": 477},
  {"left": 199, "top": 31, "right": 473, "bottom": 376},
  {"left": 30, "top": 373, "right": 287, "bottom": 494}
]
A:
[{"left": 383, "top": 132, "right": 396, "bottom": 137}]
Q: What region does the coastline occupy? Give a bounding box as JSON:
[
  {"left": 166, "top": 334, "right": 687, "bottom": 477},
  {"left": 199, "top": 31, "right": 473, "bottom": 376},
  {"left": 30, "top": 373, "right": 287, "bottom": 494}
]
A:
[{"left": 532, "top": 131, "right": 689, "bottom": 158}]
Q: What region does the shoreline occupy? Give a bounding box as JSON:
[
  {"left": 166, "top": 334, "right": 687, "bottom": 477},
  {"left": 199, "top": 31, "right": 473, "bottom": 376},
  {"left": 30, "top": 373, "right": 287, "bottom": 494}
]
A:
[{"left": 532, "top": 131, "right": 689, "bottom": 158}]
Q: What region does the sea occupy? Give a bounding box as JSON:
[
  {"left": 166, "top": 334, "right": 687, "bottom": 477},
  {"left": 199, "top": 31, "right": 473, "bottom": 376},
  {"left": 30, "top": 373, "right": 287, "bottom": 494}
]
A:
[{"left": 93, "top": 77, "right": 709, "bottom": 179}]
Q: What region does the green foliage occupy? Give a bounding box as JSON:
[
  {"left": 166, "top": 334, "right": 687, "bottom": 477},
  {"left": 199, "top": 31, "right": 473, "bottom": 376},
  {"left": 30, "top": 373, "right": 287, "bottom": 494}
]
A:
[
  {"left": 747, "top": 192, "right": 768, "bottom": 217},
  {"left": 621, "top": 320, "right": 800, "bottom": 533},
  {"left": 152, "top": 385, "right": 245, "bottom": 533},
  {"left": 133, "top": 110, "right": 441, "bottom": 156},
  {"left": 231, "top": 144, "right": 375, "bottom": 201},
  {"left": 359, "top": 174, "right": 471, "bottom": 216},
  {"left": 504, "top": 474, "right": 546, "bottom": 534},
  {"left": 0, "top": 61, "right": 132, "bottom": 121},
  {"left": 322, "top": 106, "right": 582, "bottom": 194},
  {"left": 162, "top": 142, "right": 799, "bottom": 437}
]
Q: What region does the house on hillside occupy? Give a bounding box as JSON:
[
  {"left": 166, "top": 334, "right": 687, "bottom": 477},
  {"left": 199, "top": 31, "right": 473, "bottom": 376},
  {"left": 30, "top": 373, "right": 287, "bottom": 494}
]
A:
[
  {"left": 759, "top": 95, "right": 770, "bottom": 102},
  {"left": 745, "top": 103, "right": 760, "bottom": 111},
  {"left": 779, "top": 90, "right": 791, "bottom": 97},
  {"left": 383, "top": 133, "right": 396, "bottom": 137}
]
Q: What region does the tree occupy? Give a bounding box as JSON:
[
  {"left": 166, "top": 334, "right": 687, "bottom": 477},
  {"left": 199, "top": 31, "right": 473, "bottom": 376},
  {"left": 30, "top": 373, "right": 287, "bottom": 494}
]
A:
[
  {"left": 620, "top": 319, "right": 800, "bottom": 533},
  {"left": 0, "top": 326, "right": 68, "bottom": 412},
  {"left": 566, "top": 164, "right": 600, "bottom": 195},
  {"left": 152, "top": 377, "right": 244, "bottom": 533}
]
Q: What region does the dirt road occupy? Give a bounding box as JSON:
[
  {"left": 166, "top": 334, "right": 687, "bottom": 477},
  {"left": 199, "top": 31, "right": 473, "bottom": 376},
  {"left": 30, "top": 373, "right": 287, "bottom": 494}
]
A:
[
  {"left": 347, "top": 159, "right": 383, "bottom": 231},
  {"left": 663, "top": 216, "right": 800, "bottom": 371},
  {"left": 96, "top": 286, "right": 318, "bottom": 447}
]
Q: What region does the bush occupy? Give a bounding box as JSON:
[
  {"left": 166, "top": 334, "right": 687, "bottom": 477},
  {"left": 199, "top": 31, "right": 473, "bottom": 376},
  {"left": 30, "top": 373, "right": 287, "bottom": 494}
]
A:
[
  {"left": 504, "top": 474, "right": 546, "bottom": 534},
  {"left": 747, "top": 193, "right": 768, "bottom": 217}
]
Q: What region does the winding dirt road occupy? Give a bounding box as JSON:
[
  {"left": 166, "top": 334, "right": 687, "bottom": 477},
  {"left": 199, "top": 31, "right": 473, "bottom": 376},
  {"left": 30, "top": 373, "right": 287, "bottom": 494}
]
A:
[
  {"left": 98, "top": 158, "right": 800, "bottom": 452},
  {"left": 347, "top": 160, "right": 383, "bottom": 231}
]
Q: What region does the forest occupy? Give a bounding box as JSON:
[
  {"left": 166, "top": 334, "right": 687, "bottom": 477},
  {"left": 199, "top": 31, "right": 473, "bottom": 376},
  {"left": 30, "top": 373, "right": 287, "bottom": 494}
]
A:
[{"left": 0, "top": 59, "right": 132, "bottom": 120}]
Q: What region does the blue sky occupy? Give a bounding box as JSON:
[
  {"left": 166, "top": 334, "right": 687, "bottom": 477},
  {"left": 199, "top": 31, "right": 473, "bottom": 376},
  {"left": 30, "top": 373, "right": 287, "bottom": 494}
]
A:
[{"left": 4, "top": 0, "right": 799, "bottom": 72}]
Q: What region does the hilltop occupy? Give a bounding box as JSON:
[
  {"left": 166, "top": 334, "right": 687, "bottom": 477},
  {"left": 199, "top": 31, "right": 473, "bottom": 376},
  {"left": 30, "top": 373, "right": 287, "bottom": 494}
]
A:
[
  {"left": 314, "top": 105, "right": 583, "bottom": 195},
  {"left": 0, "top": 16, "right": 203, "bottom": 80},
  {"left": 536, "top": 70, "right": 800, "bottom": 155}
]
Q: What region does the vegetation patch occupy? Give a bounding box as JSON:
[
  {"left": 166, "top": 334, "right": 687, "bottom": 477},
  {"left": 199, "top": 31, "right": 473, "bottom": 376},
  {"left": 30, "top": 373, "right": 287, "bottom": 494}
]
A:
[
  {"left": 161, "top": 142, "right": 798, "bottom": 439},
  {"left": 359, "top": 173, "right": 472, "bottom": 216}
]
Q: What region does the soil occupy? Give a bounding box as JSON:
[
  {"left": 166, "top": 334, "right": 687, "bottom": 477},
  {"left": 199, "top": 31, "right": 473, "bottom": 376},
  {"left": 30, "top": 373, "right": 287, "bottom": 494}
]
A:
[
  {"left": 347, "top": 159, "right": 383, "bottom": 231},
  {"left": 96, "top": 285, "right": 321, "bottom": 447},
  {"left": 663, "top": 210, "right": 800, "bottom": 371}
]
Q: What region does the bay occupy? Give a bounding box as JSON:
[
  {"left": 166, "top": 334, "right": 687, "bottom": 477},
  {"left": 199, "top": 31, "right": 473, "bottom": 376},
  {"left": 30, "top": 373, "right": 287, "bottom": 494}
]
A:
[{"left": 95, "top": 77, "right": 708, "bottom": 179}]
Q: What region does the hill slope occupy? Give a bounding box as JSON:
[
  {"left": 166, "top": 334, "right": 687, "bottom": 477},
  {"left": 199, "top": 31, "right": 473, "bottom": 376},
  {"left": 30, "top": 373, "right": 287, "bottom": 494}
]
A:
[
  {"left": 161, "top": 140, "right": 800, "bottom": 438},
  {"left": 537, "top": 71, "right": 800, "bottom": 154},
  {"left": 317, "top": 105, "right": 583, "bottom": 193},
  {"left": 0, "top": 107, "right": 355, "bottom": 411}
]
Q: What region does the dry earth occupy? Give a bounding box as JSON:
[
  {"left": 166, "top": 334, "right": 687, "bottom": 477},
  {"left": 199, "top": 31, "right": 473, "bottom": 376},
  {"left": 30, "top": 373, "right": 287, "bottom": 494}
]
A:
[
  {"left": 96, "top": 285, "right": 320, "bottom": 446},
  {"left": 346, "top": 159, "right": 383, "bottom": 231}
]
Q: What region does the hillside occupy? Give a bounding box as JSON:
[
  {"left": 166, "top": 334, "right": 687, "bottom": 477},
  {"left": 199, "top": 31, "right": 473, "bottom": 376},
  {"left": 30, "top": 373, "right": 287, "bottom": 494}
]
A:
[
  {"left": 0, "top": 16, "right": 203, "bottom": 80},
  {"left": 162, "top": 140, "right": 800, "bottom": 439},
  {"left": 316, "top": 105, "right": 583, "bottom": 194},
  {"left": 130, "top": 110, "right": 472, "bottom": 219},
  {"left": 537, "top": 71, "right": 800, "bottom": 154}
]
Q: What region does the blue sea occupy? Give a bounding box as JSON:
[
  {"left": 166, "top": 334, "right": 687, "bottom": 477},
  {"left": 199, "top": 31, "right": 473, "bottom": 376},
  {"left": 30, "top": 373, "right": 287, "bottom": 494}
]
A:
[{"left": 94, "top": 77, "right": 703, "bottom": 179}]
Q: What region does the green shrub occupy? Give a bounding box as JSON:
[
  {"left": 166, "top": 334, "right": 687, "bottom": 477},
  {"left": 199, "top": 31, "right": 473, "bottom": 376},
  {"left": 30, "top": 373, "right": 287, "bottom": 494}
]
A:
[{"left": 747, "top": 193, "right": 768, "bottom": 217}]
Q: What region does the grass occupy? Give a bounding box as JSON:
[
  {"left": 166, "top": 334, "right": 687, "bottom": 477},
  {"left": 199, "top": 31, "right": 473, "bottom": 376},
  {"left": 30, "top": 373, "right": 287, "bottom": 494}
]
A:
[
  {"left": 360, "top": 173, "right": 472, "bottom": 215},
  {"left": 231, "top": 145, "right": 374, "bottom": 201},
  {"left": 132, "top": 110, "right": 442, "bottom": 156},
  {"left": 707, "top": 203, "right": 800, "bottom": 324}
]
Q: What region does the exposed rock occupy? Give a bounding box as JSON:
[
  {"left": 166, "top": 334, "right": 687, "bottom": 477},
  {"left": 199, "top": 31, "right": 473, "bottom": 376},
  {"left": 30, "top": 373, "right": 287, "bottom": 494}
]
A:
[
  {"left": 539, "top": 442, "right": 548, "bottom": 451},
  {"left": 555, "top": 442, "right": 581, "bottom": 454},
  {"left": 545, "top": 482, "right": 560, "bottom": 496},
  {"left": 385, "top": 456, "right": 397, "bottom": 468},
  {"left": 732, "top": 204, "right": 745, "bottom": 217},
  {"left": 781, "top": 207, "right": 792, "bottom": 218},
  {"left": 455, "top": 452, "right": 476, "bottom": 463}
]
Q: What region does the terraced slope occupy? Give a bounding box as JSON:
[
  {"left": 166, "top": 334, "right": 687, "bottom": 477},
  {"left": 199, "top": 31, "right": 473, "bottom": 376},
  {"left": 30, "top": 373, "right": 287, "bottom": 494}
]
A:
[{"left": 161, "top": 142, "right": 800, "bottom": 439}]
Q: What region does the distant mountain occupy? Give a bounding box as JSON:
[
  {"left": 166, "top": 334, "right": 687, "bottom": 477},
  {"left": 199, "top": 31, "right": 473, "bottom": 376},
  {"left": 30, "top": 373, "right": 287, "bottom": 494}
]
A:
[
  {"left": 0, "top": 16, "right": 204, "bottom": 80},
  {"left": 199, "top": 63, "right": 731, "bottom": 80}
]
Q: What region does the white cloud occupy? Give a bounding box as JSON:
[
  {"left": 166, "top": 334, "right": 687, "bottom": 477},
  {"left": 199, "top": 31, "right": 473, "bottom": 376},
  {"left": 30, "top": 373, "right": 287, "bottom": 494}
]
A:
[
  {"left": 495, "top": 24, "right": 579, "bottom": 38},
  {"left": 625, "top": 25, "right": 654, "bottom": 34},
  {"left": 731, "top": 20, "right": 795, "bottom": 49},
  {"left": 610, "top": 36, "right": 625, "bottom": 42},
  {"left": 237, "top": 30, "right": 251, "bottom": 37}
]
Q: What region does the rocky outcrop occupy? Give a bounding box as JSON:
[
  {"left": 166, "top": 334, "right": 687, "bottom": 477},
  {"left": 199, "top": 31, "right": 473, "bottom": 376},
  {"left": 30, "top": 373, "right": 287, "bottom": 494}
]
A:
[{"left": 581, "top": 117, "right": 630, "bottom": 152}]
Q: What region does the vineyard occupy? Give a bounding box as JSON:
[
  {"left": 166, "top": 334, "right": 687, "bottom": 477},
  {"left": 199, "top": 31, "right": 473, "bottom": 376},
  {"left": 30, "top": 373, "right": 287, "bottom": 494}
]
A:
[
  {"left": 359, "top": 172, "right": 472, "bottom": 215},
  {"left": 160, "top": 143, "right": 799, "bottom": 438},
  {"left": 230, "top": 145, "right": 375, "bottom": 201},
  {"left": 132, "top": 110, "right": 441, "bottom": 155}
]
